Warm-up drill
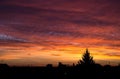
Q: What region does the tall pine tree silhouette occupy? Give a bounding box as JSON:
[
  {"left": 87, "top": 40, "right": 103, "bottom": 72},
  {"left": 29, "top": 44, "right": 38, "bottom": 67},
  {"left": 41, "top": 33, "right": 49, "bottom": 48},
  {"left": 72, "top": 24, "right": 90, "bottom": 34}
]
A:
[{"left": 78, "top": 49, "right": 95, "bottom": 65}]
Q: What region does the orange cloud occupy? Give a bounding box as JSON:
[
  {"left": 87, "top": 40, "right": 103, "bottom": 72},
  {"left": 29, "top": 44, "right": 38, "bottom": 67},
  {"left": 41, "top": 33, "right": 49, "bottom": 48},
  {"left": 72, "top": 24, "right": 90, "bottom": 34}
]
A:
[{"left": 0, "top": 0, "right": 120, "bottom": 66}]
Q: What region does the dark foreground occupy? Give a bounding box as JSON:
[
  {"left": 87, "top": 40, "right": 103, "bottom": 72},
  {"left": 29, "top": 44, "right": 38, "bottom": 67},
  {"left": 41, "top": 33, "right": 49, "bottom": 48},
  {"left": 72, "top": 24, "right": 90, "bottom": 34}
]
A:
[{"left": 0, "top": 64, "right": 120, "bottom": 79}]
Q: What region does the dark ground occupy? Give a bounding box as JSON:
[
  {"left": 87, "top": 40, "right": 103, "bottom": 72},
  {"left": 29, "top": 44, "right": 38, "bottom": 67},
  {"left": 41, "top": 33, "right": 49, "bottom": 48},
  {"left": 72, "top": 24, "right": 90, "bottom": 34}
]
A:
[{"left": 0, "top": 63, "right": 120, "bottom": 79}]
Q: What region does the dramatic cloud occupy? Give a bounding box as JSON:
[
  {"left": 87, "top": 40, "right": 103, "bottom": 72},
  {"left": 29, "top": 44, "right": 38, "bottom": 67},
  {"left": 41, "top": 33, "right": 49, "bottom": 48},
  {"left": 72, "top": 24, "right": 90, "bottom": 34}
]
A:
[{"left": 0, "top": 0, "right": 120, "bottom": 66}]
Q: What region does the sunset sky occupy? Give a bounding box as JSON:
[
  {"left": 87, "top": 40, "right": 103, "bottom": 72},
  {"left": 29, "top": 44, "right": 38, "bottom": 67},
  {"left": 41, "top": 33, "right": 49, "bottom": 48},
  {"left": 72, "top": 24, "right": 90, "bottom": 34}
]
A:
[{"left": 0, "top": 0, "right": 120, "bottom": 66}]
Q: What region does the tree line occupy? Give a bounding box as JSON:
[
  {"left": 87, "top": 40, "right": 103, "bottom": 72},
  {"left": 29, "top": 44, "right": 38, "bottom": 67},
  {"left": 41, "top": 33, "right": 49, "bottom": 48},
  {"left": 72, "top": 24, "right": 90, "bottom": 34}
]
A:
[{"left": 0, "top": 49, "right": 120, "bottom": 79}]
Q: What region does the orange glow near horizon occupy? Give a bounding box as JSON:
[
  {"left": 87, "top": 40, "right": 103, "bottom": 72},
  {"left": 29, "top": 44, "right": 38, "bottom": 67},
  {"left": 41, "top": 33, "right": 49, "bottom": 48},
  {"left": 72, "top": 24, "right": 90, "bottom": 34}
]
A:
[
  {"left": 0, "top": 0, "right": 120, "bottom": 66},
  {"left": 0, "top": 42, "right": 120, "bottom": 66}
]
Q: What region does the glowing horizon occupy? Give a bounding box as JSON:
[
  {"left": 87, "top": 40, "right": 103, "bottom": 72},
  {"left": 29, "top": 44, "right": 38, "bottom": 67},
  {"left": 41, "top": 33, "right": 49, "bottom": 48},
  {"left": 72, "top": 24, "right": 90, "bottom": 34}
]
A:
[{"left": 0, "top": 0, "right": 120, "bottom": 66}]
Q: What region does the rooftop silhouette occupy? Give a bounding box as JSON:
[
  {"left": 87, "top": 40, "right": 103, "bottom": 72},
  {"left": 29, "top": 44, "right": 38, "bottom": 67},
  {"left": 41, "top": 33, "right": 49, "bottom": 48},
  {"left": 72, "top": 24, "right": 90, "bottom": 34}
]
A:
[{"left": 0, "top": 49, "right": 120, "bottom": 79}]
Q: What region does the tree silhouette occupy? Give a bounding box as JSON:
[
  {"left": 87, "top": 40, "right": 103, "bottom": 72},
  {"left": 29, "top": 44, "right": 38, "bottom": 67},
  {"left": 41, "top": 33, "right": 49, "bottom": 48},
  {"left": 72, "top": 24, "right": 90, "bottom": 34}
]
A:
[{"left": 78, "top": 49, "right": 95, "bottom": 65}]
